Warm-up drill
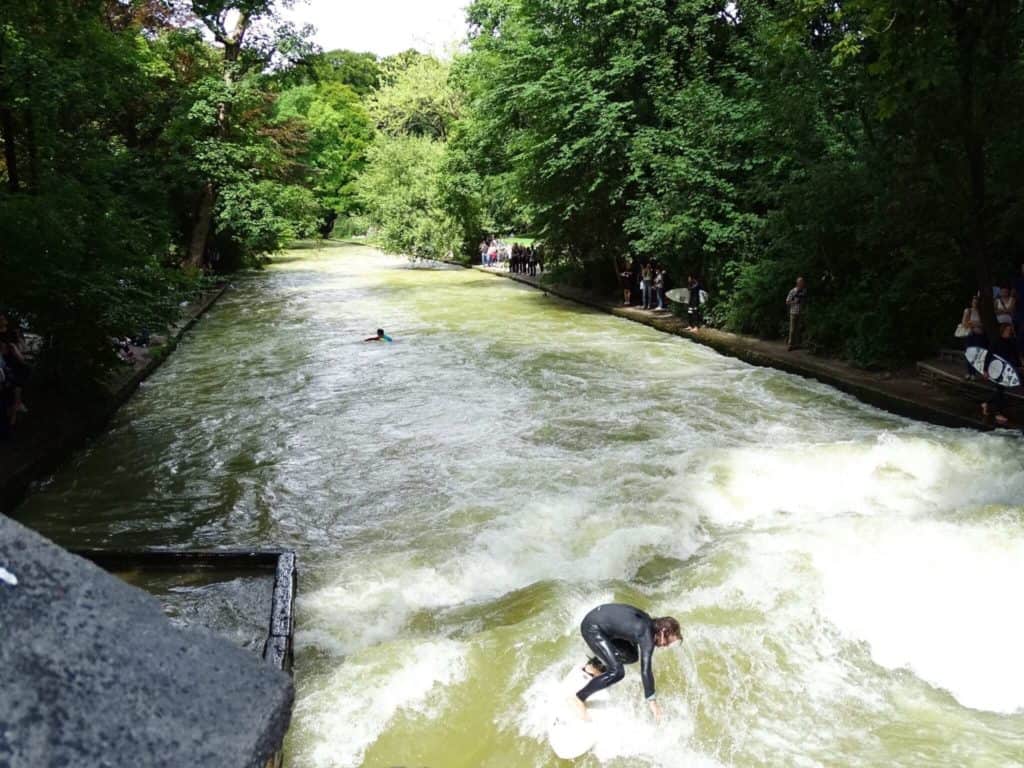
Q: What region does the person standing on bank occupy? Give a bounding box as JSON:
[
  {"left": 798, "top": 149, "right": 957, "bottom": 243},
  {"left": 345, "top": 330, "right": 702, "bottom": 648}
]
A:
[
  {"left": 980, "top": 323, "right": 1021, "bottom": 426},
  {"left": 687, "top": 274, "right": 704, "bottom": 330},
  {"left": 640, "top": 263, "right": 654, "bottom": 309},
  {"left": 573, "top": 603, "right": 682, "bottom": 723},
  {"left": 786, "top": 277, "right": 808, "bottom": 351}
]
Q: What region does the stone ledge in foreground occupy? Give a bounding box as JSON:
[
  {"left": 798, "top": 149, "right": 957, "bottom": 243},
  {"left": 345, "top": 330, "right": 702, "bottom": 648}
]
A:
[{"left": 0, "top": 515, "right": 293, "bottom": 768}]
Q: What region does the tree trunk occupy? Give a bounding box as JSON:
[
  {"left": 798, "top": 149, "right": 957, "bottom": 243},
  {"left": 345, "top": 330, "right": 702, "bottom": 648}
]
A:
[
  {"left": 965, "top": 132, "right": 997, "bottom": 342},
  {"left": 187, "top": 181, "right": 216, "bottom": 268},
  {"left": 0, "top": 106, "right": 19, "bottom": 192},
  {"left": 24, "top": 108, "right": 38, "bottom": 191},
  {"left": 186, "top": 10, "right": 251, "bottom": 269},
  {"left": 951, "top": 2, "right": 999, "bottom": 344}
]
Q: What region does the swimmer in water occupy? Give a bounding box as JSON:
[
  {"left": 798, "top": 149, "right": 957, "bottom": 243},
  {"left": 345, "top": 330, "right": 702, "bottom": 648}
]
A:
[
  {"left": 573, "top": 603, "right": 681, "bottom": 723},
  {"left": 364, "top": 328, "right": 393, "bottom": 343}
]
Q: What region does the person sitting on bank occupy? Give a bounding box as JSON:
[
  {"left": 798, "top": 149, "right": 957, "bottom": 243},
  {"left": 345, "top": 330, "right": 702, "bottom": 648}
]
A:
[
  {"left": 786, "top": 277, "right": 807, "bottom": 350},
  {"left": 364, "top": 328, "right": 393, "bottom": 343},
  {"left": 572, "top": 603, "right": 681, "bottom": 723}
]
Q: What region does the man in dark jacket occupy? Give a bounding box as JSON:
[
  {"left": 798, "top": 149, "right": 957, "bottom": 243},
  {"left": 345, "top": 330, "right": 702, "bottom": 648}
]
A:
[{"left": 573, "top": 603, "right": 681, "bottom": 722}]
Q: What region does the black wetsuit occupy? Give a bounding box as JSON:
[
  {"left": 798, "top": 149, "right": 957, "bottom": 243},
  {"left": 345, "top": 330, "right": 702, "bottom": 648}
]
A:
[{"left": 575, "top": 603, "right": 657, "bottom": 702}]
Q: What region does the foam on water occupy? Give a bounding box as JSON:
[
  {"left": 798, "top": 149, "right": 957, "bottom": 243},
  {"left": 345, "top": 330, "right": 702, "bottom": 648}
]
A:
[
  {"left": 690, "top": 434, "right": 1024, "bottom": 528},
  {"left": 298, "top": 495, "right": 705, "bottom": 657},
  {"left": 518, "top": 659, "right": 721, "bottom": 767},
  {"left": 292, "top": 639, "right": 467, "bottom": 768},
  {"left": 812, "top": 516, "right": 1024, "bottom": 714},
  {"left": 685, "top": 433, "right": 1024, "bottom": 718}
]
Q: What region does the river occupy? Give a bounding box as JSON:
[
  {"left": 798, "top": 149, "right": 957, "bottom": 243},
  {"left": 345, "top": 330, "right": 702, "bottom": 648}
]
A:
[{"left": 16, "top": 244, "right": 1024, "bottom": 767}]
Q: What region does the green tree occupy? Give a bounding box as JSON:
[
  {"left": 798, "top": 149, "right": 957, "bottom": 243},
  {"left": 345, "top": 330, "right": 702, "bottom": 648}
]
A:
[
  {"left": 0, "top": 0, "right": 194, "bottom": 382},
  {"left": 449, "top": 0, "right": 1024, "bottom": 365},
  {"left": 797, "top": 0, "right": 1024, "bottom": 345},
  {"left": 356, "top": 54, "right": 463, "bottom": 259},
  {"left": 176, "top": 0, "right": 313, "bottom": 268},
  {"left": 458, "top": 0, "right": 661, "bottom": 286},
  {"left": 274, "top": 79, "right": 376, "bottom": 235},
  {"left": 371, "top": 52, "right": 461, "bottom": 140},
  {"left": 286, "top": 49, "right": 382, "bottom": 95},
  {"left": 357, "top": 134, "right": 461, "bottom": 259}
]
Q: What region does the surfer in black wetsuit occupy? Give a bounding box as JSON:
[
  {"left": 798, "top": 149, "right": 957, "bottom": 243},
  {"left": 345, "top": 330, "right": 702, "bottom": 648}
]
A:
[{"left": 574, "top": 603, "right": 681, "bottom": 722}]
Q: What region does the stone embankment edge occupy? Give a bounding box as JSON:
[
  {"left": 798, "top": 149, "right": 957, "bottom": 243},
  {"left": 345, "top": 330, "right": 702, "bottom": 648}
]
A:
[
  {"left": 1, "top": 284, "right": 229, "bottom": 513},
  {"left": 464, "top": 265, "right": 986, "bottom": 432}
]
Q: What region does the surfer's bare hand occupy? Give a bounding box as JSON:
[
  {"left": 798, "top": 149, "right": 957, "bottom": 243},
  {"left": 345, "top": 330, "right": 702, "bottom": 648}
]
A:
[{"left": 649, "top": 700, "right": 662, "bottom": 723}]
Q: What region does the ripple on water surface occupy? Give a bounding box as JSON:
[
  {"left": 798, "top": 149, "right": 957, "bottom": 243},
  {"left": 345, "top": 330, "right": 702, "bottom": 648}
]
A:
[{"left": 18, "top": 246, "right": 1024, "bottom": 767}]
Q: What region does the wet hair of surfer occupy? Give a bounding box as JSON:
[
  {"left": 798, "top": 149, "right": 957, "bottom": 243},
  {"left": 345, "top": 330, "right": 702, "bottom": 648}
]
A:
[{"left": 573, "top": 604, "right": 681, "bottom": 723}]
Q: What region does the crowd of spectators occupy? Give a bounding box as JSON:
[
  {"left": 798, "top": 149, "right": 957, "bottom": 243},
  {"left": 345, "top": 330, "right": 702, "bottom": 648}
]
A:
[
  {"left": 619, "top": 258, "right": 673, "bottom": 312},
  {"left": 617, "top": 259, "right": 711, "bottom": 331},
  {"left": 478, "top": 237, "right": 543, "bottom": 276}
]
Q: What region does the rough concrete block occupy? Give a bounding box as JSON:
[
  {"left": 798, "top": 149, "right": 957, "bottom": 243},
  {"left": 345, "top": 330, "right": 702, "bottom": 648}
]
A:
[{"left": 0, "top": 516, "right": 293, "bottom": 768}]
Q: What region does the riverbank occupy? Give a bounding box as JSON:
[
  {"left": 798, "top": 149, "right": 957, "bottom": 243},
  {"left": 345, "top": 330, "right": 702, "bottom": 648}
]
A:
[
  {"left": 0, "top": 284, "right": 228, "bottom": 513},
  {"left": 473, "top": 266, "right": 996, "bottom": 432}
]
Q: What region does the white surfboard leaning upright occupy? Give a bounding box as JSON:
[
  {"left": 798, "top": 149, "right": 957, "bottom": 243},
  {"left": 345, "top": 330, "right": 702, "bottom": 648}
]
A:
[{"left": 966, "top": 346, "right": 1021, "bottom": 388}]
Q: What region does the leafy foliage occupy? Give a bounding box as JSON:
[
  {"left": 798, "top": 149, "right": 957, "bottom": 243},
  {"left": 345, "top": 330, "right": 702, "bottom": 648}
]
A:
[
  {"left": 0, "top": 0, "right": 192, "bottom": 384},
  {"left": 358, "top": 135, "right": 461, "bottom": 260},
  {"left": 273, "top": 81, "right": 375, "bottom": 234},
  {"left": 441, "top": 0, "right": 1024, "bottom": 365},
  {"left": 357, "top": 56, "right": 463, "bottom": 260},
  {"left": 0, "top": 1, "right": 370, "bottom": 382}
]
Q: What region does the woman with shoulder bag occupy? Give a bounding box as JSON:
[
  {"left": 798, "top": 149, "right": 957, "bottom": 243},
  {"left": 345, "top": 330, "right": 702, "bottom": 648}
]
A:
[{"left": 960, "top": 295, "right": 986, "bottom": 380}]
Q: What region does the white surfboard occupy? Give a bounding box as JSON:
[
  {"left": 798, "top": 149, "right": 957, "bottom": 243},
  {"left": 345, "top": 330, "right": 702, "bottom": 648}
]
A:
[
  {"left": 966, "top": 346, "right": 1021, "bottom": 388},
  {"left": 547, "top": 701, "right": 598, "bottom": 759},
  {"left": 665, "top": 288, "right": 689, "bottom": 305},
  {"left": 546, "top": 666, "right": 603, "bottom": 759}
]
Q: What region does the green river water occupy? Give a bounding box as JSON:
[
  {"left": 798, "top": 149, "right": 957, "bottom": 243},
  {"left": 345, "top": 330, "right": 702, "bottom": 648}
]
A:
[{"left": 17, "top": 244, "right": 1024, "bottom": 767}]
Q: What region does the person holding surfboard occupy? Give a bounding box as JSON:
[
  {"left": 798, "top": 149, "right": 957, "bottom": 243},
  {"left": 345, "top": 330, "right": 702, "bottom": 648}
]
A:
[
  {"left": 979, "top": 323, "right": 1021, "bottom": 426},
  {"left": 572, "top": 603, "right": 681, "bottom": 723},
  {"left": 687, "top": 274, "right": 705, "bottom": 329},
  {"left": 364, "top": 329, "right": 393, "bottom": 343}
]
